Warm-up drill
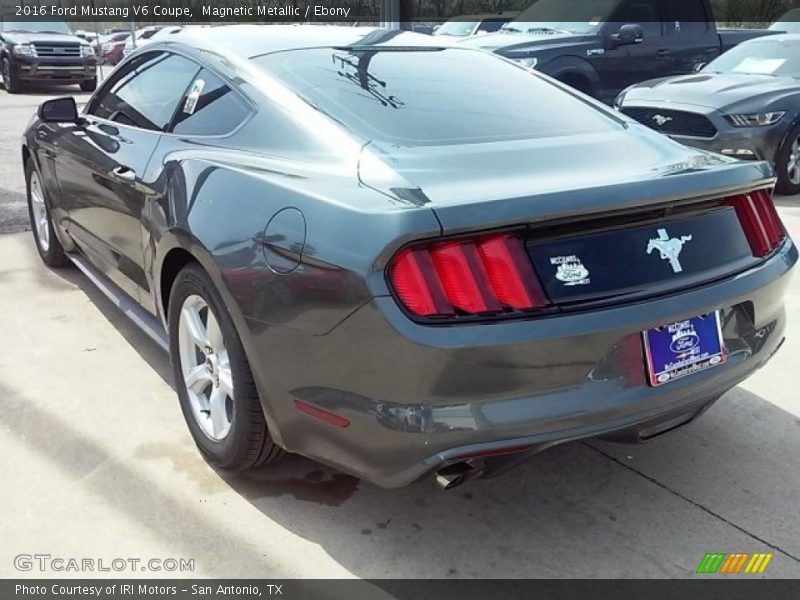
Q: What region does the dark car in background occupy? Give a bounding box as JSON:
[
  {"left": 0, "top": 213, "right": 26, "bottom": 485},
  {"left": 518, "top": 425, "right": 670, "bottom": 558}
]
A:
[
  {"left": 21, "top": 26, "right": 795, "bottom": 489},
  {"left": 617, "top": 35, "right": 800, "bottom": 194},
  {"left": 459, "top": 0, "right": 777, "bottom": 104},
  {"left": 0, "top": 19, "right": 97, "bottom": 93}
]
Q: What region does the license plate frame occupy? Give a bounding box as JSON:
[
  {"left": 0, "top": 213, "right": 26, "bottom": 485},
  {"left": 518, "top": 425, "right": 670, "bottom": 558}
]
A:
[{"left": 643, "top": 312, "right": 726, "bottom": 387}]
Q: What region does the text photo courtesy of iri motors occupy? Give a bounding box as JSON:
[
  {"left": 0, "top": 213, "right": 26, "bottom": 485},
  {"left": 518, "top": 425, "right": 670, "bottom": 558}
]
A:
[{"left": 0, "top": 0, "right": 799, "bottom": 597}]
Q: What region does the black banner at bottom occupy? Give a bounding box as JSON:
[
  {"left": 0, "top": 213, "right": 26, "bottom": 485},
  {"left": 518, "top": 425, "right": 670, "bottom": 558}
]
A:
[{"left": 4, "top": 580, "right": 800, "bottom": 600}]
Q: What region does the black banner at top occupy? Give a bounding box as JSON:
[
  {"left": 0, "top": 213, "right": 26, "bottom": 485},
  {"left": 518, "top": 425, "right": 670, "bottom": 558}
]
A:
[{"left": 1, "top": 0, "right": 799, "bottom": 24}]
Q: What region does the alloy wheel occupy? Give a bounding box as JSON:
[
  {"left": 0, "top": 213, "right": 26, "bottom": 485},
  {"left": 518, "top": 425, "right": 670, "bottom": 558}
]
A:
[
  {"left": 788, "top": 136, "right": 800, "bottom": 186},
  {"left": 178, "top": 294, "right": 234, "bottom": 440},
  {"left": 29, "top": 171, "right": 50, "bottom": 252}
]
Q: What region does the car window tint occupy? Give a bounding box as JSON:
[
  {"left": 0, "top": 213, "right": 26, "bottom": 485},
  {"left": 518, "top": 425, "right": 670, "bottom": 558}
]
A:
[
  {"left": 611, "top": 0, "right": 662, "bottom": 37},
  {"left": 255, "top": 48, "right": 619, "bottom": 146},
  {"left": 90, "top": 52, "right": 200, "bottom": 132},
  {"left": 665, "top": 0, "right": 709, "bottom": 35},
  {"left": 171, "top": 69, "right": 250, "bottom": 136},
  {"left": 477, "top": 20, "right": 507, "bottom": 34}
]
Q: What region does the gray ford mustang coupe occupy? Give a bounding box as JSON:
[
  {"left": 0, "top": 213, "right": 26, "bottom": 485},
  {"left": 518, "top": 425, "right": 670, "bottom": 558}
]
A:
[
  {"left": 617, "top": 35, "right": 800, "bottom": 195},
  {"left": 23, "top": 25, "right": 796, "bottom": 489}
]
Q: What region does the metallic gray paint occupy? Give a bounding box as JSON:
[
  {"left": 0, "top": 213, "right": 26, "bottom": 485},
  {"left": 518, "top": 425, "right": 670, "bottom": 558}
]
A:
[
  {"left": 617, "top": 38, "right": 800, "bottom": 178},
  {"left": 23, "top": 26, "right": 797, "bottom": 487}
]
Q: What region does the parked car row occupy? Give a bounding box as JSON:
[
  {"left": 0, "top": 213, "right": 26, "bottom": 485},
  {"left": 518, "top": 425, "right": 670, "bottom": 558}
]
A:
[
  {"left": 616, "top": 35, "right": 800, "bottom": 195},
  {"left": 458, "top": 0, "right": 779, "bottom": 104}
]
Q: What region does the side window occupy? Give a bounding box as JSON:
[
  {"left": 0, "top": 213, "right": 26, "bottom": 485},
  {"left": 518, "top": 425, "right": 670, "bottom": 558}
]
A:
[
  {"left": 665, "top": 0, "right": 710, "bottom": 36},
  {"left": 612, "top": 0, "right": 663, "bottom": 37},
  {"left": 171, "top": 69, "right": 250, "bottom": 136},
  {"left": 89, "top": 52, "right": 200, "bottom": 132},
  {"left": 477, "top": 20, "right": 506, "bottom": 34}
]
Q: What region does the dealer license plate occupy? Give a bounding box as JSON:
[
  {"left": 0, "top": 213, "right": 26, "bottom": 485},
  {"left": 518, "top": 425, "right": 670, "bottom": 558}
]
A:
[{"left": 643, "top": 312, "right": 726, "bottom": 387}]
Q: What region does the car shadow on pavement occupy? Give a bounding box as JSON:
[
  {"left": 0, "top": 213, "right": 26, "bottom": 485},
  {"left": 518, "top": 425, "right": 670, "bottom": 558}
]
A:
[
  {"left": 36, "top": 252, "right": 800, "bottom": 578},
  {"left": 48, "top": 265, "right": 174, "bottom": 386},
  {"left": 0, "top": 379, "right": 300, "bottom": 579},
  {"left": 216, "top": 386, "right": 800, "bottom": 577}
]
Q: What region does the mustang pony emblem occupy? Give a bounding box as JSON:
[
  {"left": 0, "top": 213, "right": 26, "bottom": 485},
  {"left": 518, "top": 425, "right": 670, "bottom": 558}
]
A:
[
  {"left": 652, "top": 114, "right": 673, "bottom": 126},
  {"left": 647, "top": 228, "right": 693, "bottom": 273}
]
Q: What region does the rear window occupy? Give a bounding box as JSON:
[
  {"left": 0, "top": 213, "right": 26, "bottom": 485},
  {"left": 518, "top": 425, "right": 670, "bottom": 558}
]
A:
[{"left": 254, "top": 48, "right": 618, "bottom": 146}]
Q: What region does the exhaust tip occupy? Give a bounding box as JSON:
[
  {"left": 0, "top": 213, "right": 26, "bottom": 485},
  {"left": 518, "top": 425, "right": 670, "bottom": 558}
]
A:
[{"left": 434, "top": 461, "right": 483, "bottom": 490}]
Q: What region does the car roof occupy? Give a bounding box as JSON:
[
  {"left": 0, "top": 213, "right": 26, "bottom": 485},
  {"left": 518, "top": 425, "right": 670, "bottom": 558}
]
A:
[
  {"left": 447, "top": 12, "right": 518, "bottom": 20},
  {"left": 170, "top": 24, "right": 454, "bottom": 59},
  {"left": 746, "top": 33, "right": 800, "bottom": 42}
]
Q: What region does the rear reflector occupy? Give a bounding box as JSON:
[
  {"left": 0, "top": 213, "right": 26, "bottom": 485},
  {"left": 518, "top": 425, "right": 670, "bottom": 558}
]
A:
[
  {"left": 294, "top": 399, "right": 350, "bottom": 428},
  {"left": 389, "top": 234, "right": 549, "bottom": 318},
  {"left": 726, "top": 189, "right": 786, "bottom": 258},
  {"left": 453, "top": 444, "right": 534, "bottom": 461}
]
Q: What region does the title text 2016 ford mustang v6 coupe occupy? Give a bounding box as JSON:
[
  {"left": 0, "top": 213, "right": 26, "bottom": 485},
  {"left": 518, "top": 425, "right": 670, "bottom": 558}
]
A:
[{"left": 23, "top": 26, "right": 796, "bottom": 489}]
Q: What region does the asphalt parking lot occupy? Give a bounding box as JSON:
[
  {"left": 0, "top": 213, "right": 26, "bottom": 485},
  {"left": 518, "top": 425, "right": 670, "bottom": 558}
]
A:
[{"left": 1, "top": 81, "right": 799, "bottom": 579}]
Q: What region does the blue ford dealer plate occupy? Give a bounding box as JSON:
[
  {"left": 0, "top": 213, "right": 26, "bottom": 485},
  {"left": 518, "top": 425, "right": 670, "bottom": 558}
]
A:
[{"left": 643, "top": 313, "right": 726, "bottom": 387}]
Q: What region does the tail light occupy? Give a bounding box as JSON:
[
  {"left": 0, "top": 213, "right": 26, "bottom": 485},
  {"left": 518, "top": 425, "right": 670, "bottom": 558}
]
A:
[
  {"left": 726, "top": 189, "right": 786, "bottom": 257},
  {"left": 389, "top": 233, "right": 549, "bottom": 318}
]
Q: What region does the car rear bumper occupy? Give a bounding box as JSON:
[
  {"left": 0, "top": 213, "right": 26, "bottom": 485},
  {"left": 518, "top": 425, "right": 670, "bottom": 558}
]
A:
[
  {"left": 244, "top": 239, "right": 797, "bottom": 488},
  {"left": 101, "top": 48, "right": 124, "bottom": 65}
]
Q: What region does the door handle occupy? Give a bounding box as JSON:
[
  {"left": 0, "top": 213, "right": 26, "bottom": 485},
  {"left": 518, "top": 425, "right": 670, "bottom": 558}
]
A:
[
  {"left": 657, "top": 49, "right": 671, "bottom": 57},
  {"left": 111, "top": 166, "right": 136, "bottom": 182}
]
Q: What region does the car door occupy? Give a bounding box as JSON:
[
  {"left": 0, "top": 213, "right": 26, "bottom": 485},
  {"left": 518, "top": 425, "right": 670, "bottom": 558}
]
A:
[
  {"left": 592, "top": 0, "right": 670, "bottom": 102},
  {"left": 53, "top": 51, "right": 200, "bottom": 302},
  {"left": 661, "top": 0, "right": 721, "bottom": 73}
]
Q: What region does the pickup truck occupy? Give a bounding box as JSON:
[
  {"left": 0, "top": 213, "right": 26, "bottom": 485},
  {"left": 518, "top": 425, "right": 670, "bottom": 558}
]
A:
[
  {"left": 0, "top": 19, "right": 97, "bottom": 94},
  {"left": 459, "top": 0, "right": 778, "bottom": 104}
]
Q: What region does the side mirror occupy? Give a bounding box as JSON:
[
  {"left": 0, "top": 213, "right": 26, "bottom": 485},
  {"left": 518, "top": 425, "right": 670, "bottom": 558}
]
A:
[
  {"left": 610, "top": 23, "right": 644, "bottom": 47},
  {"left": 38, "top": 97, "right": 79, "bottom": 123}
]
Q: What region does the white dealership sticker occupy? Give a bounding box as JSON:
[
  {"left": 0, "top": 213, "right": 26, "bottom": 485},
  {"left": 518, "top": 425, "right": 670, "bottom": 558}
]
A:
[
  {"left": 551, "top": 255, "right": 590, "bottom": 286},
  {"left": 732, "top": 57, "right": 786, "bottom": 75},
  {"left": 182, "top": 79, "right": 206, "bottom": 115}
]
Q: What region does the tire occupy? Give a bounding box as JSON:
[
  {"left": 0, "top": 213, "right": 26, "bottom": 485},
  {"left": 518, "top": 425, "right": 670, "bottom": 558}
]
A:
[
  {"left": 25, "top": 159, "right": 70, "bottom": 268},
  {"left": 168, "top": 262, "right": 282, "bottom": 470},
  {"left": 79, "top": 77, "right": 97, "bottom": 92},
  {"left": 557, "top": 72, "right": 595, "bottom": 98},
  {"left": 2, "top": 58, "right": 21, "bottom": 94},
  {"left": 775, "top": 125, "right": 800, "bottom": 196}
]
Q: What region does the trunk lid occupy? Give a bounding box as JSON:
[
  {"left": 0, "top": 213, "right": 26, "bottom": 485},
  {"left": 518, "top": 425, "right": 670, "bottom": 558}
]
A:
[
  {"left": 364, "top": 128, "right": 778, "bottom": 311},
  {"left": 364, "top": 126, "right": 774, "bottom": 233},
  {"left": 525, "top": 202, "right": 756, "bottom": 308}
]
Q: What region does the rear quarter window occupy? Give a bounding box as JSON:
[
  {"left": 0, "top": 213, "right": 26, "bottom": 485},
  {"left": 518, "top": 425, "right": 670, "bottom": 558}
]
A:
[{"left": 171, "top": 69, "right": 251, "bottom": 136}]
